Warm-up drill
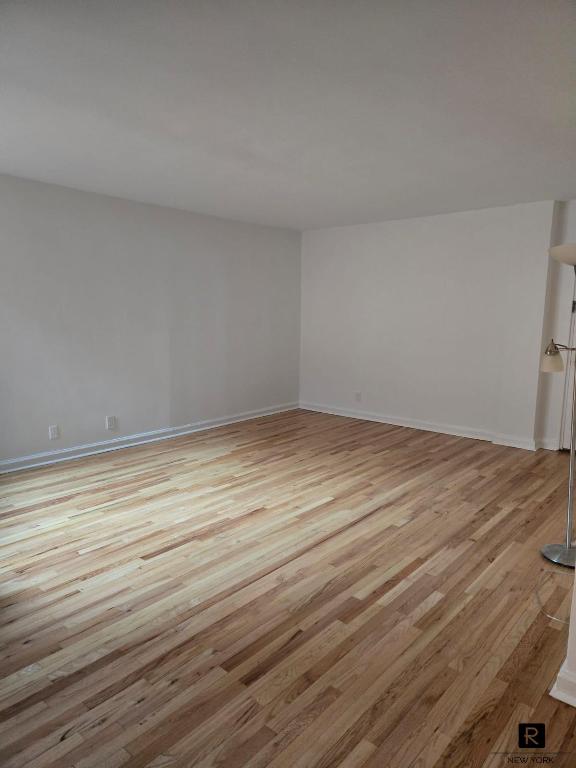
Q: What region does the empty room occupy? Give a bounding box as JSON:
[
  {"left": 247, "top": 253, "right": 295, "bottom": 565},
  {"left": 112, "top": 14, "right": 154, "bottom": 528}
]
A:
[{"left": 2, "top": 1, "right": 576, "bottom": 766}]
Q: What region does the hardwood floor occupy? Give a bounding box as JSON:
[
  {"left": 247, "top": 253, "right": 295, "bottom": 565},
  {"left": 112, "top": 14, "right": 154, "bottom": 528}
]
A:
[{"left": 1, "top": 409, "right": 575, "bottom": 767}]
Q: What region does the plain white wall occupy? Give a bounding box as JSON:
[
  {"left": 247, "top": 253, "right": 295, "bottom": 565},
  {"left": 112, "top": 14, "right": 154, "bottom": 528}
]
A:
[
  {"left": 0, "top": 175, "right": 301, "bottom": 462},
  {"left": 300, "top": 202, "right": 555, "bottom": 449},
  {"left": 1, "top": 174, "right": 568, "bottom": 466}
]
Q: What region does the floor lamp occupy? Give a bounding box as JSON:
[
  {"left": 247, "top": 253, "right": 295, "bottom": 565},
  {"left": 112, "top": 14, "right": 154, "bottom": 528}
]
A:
[{"left": 541, "top": 243, "right": 576, "bottom": 568}]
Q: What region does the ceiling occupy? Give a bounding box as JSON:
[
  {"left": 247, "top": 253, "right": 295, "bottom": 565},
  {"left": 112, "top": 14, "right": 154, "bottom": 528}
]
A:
[{"left": 1, "top": 0, "right": 575, "bottom": 230}]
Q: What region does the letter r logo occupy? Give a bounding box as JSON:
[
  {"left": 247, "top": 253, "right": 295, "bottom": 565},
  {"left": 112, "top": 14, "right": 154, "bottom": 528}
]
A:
[{"left": 518, "top": 723, "right": 545, "bottom": 748}]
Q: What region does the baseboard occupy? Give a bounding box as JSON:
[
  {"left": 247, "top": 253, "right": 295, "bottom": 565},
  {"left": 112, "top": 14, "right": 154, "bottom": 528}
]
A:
[
  {"left": 299, "top": 401, "right": 538, "bottom": 451},
  {"left": 492, "top": 434, "right": 537, "bottom": 451},
  {"left": 1, "top": 401, "right": 551, "bottom": 474},
  {"left": 535, "top": 436, "right": 562, "bottom": 451},
  {"left": 0, "top": 403, "right": 299, "bottom": 474},
  {"left": 550, "top": 661, "right": 576, "bottom": 708}
]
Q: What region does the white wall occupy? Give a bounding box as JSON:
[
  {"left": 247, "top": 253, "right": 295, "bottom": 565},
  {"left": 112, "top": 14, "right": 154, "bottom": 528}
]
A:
[
  {"left": 0, "top": 175, "right": 301, "bottom": 467},
  {"left": 2, "top": 175, "right": 570, "bottom": 469},
  {"left": 300, "top": 202, "right": 555, "bottom": 449}
]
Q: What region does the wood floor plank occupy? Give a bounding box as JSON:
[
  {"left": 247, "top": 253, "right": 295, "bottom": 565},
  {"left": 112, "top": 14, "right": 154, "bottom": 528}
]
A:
[{"left": 1, "top": 409, "right": 575, "bottom": 767}]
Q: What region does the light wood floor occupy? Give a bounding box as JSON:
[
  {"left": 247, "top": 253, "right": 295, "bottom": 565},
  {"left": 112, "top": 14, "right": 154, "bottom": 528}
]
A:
[{"left": 1, "top": 409, "right": 575, "bottom": 767}]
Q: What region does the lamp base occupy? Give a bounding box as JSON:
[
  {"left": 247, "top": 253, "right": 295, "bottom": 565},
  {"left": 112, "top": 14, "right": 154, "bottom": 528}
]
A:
[{"left": 541, "top": 544, "right": 576, "bottom": 568}]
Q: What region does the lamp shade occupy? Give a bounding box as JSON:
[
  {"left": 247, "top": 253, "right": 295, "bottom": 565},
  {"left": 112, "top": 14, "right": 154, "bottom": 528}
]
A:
[
  {"left": 541, "top": 340, "right": 564, "bottom": 373},
  {"left": 550, "top": 244, "right": 576, "bottom": 265},
  {"left": 541, "top": 353, "right": 564, "bottom": 373}
]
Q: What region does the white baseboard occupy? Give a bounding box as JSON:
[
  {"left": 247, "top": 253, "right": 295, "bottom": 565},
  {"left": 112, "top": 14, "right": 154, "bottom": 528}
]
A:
[
  {"left": 550, "top": 661, "right": 576, "bottom": 708},
  {"left": 0, "top": 403, "right": 299, "bottom": 474},
  {"left": 299, "top": 401, "right": 539, "bottom": 451},
  {"left": 535, "top": 436, "right": 562, "bottom": 451},
  {"left": 492, "top": 434, "right": 537, "bottom": 451},
  {"left": 2, "top": 401, "right": 555, "bottom": 474}
]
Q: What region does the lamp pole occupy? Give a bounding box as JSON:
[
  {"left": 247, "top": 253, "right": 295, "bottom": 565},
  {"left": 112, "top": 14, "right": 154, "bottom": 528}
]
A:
[
  {"left": 541, "top": 339, "right": 576, "bottom": 566},
  {"left": 567, "top": 356, "right": 576, "bottom": 551},
  {"left": 540, "top": 246, "right": 576, "bottom": 566}
]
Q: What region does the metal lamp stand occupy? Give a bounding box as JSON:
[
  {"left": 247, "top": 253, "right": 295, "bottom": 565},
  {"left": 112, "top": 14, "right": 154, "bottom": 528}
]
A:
[{"left": 542, "top": 342, "right": 576, "bottom": 568}]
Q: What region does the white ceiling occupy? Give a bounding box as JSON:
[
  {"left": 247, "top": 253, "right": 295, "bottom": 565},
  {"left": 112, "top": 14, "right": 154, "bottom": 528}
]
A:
[{"left": 1, "top": 1, "right": 575, "bottom": 230}]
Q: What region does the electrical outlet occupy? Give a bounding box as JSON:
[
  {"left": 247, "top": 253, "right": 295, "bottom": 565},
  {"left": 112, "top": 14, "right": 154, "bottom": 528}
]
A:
[
  {"left": 354, "top": 392, "right": 362, "bottom": 403},
  {"left": 105, "top": 415, "right": 117, "bottom": 431},
  {"left": 48, "top": 425, "right": 60, "bottom": 440}
]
